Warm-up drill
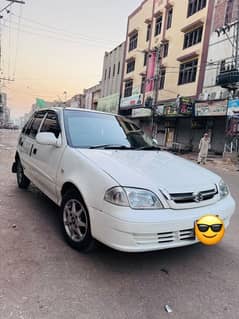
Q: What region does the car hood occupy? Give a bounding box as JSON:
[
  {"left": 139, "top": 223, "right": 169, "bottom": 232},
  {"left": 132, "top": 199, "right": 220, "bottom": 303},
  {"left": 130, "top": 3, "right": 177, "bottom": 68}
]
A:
[{"left": 77, "top": 149, "right": 220, "bottom": 193}]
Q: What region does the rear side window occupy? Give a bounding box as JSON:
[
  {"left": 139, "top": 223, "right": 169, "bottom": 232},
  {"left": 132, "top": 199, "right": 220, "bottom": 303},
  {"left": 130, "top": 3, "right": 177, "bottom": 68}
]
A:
[
  {"left": 26, "top": 112, "right": 45, "bottom": 139},
  {"left": 22, "top": 117, "right": 32, "bottom": 135},
  {"left": 40, "top": 112, "right": 61, "bottom": 138}
]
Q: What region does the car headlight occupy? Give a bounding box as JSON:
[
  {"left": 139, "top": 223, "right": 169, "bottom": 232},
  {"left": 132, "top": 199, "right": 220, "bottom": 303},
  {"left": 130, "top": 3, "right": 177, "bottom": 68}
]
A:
[
  {"left": 104, "top": 187, "right": 163, "bottom": 209},
  {"left": 218, "top": 180, "right": 229, "bottom": 199}
]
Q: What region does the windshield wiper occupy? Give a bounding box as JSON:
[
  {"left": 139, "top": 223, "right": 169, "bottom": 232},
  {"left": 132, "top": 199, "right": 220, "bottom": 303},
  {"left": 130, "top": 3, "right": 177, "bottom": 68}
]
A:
[
  {"left": 137, "top": 146, "right": 161, "bottom": 151},
  {"left": 89, "top": 144, "right": 134, "bottom": 150}
]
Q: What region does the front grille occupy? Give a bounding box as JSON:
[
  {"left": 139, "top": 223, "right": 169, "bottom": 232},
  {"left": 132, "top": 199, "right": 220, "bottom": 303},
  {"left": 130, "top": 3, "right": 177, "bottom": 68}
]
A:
[
  {"left": 170, "top": 188, "right": 218, "bottom": 204},
  {"left": 134, "top": 228, "right": 195, "bottom": 246}
]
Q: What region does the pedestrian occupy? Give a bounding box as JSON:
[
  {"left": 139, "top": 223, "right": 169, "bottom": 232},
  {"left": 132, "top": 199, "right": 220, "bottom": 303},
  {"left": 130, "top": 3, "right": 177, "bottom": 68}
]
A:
[{"left": 198, "top": 133, "right": 210, "bottom": 165}]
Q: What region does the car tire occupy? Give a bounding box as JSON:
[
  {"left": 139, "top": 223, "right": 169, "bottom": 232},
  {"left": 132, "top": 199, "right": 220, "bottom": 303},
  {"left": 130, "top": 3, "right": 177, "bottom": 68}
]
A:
[
  {"left": 16, "top": 159, "right": 30, "bottom": 189},
  {"left": 60, "top": 190, "right": 95, "bottom": 252}
]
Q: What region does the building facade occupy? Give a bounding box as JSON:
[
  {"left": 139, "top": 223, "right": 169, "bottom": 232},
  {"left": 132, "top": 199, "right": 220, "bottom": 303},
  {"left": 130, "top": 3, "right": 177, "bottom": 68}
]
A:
[
  {"left": 84, "top": 82, "right": 101, "bottom": 110},
  {"left": 98, "top": 42, "right": 125, "bottom": 114},
  {"left": 65, "top": 94, "right": 86, "bottom": 108},
  {"left": 200, "top": 0, "right": 239, "bottom": 153},
  {"left": 120, "top": 0, "right": 215, "bottom": 151}
]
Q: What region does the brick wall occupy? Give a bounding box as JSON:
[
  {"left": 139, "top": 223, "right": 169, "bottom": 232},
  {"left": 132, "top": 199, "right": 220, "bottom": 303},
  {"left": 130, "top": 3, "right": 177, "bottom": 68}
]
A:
[
  {"left": 213, "top": 0, "right": 227, "bottom": 30},
  {"left": 213, "top": 0, "right": 239, "bottom": 31}
]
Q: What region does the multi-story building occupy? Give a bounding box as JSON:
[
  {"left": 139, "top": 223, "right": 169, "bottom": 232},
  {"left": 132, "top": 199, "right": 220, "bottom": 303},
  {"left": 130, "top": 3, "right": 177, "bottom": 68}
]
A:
[
  {"left": 84, "top": 82, "right": 101, "bottom": 110},
  {"left": 97, "top": 42, "right": 125, "bottom": 114},
  {"left": 120, "top": 0, "right": 215, "bottom": 149},
  {"left": 201, "top": 0, "right": 239, "bottom": 154}
]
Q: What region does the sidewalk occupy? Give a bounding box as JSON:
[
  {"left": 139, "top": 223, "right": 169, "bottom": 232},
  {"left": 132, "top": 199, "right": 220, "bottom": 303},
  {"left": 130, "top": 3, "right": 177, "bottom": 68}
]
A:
[{"left": 179, "top": 152, "right": 238, "bottom": 174}]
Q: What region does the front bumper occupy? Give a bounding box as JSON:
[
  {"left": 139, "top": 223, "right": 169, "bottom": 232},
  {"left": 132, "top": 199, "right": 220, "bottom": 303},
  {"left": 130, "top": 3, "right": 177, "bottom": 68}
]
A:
[{"left": 89, "top": 195, "right": 236, "bottom": 252}]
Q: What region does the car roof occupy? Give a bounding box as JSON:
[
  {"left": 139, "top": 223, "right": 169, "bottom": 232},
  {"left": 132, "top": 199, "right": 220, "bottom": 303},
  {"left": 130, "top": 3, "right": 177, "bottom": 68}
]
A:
[{"left": 34, "top": 107, "right": 118, "bottom": 117}]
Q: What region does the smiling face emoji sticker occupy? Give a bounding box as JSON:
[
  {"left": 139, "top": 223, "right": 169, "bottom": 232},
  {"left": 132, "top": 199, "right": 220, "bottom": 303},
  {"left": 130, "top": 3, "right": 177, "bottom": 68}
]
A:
[{"left": 195, "top": 215, "right": 225, "bottom": 245}]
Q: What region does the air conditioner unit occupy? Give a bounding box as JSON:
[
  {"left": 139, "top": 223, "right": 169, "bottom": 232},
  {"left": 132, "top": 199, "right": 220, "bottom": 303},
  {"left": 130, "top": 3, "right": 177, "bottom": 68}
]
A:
[
  {"left": 210, "top": 91, "right": 224, "bottom": 100},
  {"left": 198, "top": 92, "right": 208, "bottom": 101},
  {"left": 209, "top": 91, "right": 217, "bottom": 100},
  {"left": 221, "top": 91, "right": 229, "bottom": 100}
]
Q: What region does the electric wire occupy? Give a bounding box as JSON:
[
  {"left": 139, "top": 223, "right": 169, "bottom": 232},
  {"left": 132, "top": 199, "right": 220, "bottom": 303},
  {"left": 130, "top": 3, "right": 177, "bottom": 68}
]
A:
[
  {"left": 10, "top": 12, "right": 117, "bottom": 46},
  {"left": 2, "top": 21, "right": 116, "bottom": 48}
]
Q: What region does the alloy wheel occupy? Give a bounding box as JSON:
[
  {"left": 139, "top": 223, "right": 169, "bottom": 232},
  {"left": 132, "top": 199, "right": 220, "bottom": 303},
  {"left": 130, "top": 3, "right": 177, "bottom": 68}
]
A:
[{"left": 63, "top": 199, "right": 88, "bottom": 243}]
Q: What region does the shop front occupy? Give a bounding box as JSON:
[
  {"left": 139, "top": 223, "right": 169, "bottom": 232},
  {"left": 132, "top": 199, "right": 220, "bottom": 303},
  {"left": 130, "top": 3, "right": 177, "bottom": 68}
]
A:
[
  {"left": 194, "top": 100, "right": 228, "bottom": 154},
  {"left": 154, "top": 97, "right": 194, "bottom": 150}
]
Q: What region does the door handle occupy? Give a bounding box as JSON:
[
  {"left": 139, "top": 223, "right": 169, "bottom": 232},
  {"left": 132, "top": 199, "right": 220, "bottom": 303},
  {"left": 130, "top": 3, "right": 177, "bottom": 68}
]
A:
[{"left": 33, "top": 148, "right": 37, "bottom": 155}]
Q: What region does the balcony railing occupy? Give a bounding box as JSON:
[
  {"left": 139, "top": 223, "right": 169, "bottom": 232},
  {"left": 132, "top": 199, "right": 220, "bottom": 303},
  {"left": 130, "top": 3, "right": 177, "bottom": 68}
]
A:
[{"left": 216, "top": 69, "right": 239, "bottom": 88}]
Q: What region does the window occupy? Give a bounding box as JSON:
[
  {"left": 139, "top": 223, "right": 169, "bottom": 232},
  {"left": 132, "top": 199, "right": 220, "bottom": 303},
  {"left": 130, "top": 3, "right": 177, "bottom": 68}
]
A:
[
  {"left": 187, "top": 0, "right": 207, "bottom": 17},
  {"left": 22, "top": 116, "right": 33, "bottom": 135},
  {"left": 113, "top": 64, "right": 116, "bottom": 77},
  {"left": 108, "top": 67, "right": 111, "bottom": 79},
  {"left": 129, "top": 32, "right": 138, "bottom": 51},
  {"left": 117, "top": 62, "right": 121, "bottom": 74},
  {"left": 104, "top": 69, "right": 107, "bottom": 80},
  {"left": 159, "top": 68, "right": 166, "bottom": 90},
  {"left": 41, "top": 112, "right": 60, "bottom": 138},
  {"left": 183, "top": 26, "right": 203, "bottom": 49},
  {"left": 144, "top": 51, "right": 148, "bottom": 66},
  {"left": 124, "top": 79, "right": 133, "bottom": 97},
  {"left": 26, "top": 112, "right": 45, "bottom": 139},
  {"left": 178, "top": 59, "right": 198, "bottom": 85},
  {"left": 167, "top": 7, "right": 173, "bottom": 29},
  {"left": 146, "top": 23, "right": 151, "bottom": 41},
  {"left": 126, "top": 59, "right": 135, "bottom": 74},
  {"left": 141, "top": 76, "right": 146, "bottom": 93},
  {"left": 155, "top": 15, "right": 162, "bottom": 36},
  {"left": 162, "top": 42, "right": 169, "bottom": 58}
]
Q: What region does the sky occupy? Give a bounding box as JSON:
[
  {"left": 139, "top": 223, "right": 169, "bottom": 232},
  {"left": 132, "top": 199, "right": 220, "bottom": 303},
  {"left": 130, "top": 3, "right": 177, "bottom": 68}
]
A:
[{"left": 0, "top": 0, "right": 142, "bottom": 118}]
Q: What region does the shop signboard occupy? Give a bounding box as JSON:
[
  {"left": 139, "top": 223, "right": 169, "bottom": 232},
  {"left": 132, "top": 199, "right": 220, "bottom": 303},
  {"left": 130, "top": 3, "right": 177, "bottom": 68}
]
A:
[
  {"left": 97, "top": 94, "right": 119, "bottom": 114},
  {"left": 120, "top": 94, "right": 143, "bottom": 109},
  {"left": 145, "top": 51, "right": 156, "bottom": 93},
  {"left": 228, "top": 99, "right": 239, "bottom": 116},
  {"left": 178, "top": 97, "right": 193, "bottom": 115},
  {"left": 131, "top": 108, "right": 152, "bottom": 118},
  {"left": 195, "top": 100, "right": 227, "bottom": 116},
  {"left": 164, "top": 103, "right": 177, "bottom": 116},
  {"left": 156, "top": 105, "right": 165, "bottom": 115}
]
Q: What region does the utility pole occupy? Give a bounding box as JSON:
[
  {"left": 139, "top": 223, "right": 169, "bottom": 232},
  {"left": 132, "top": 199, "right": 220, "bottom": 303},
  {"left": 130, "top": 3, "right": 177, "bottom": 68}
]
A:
[{"left": 151, "top": 44, "right": 162, "bottom": 138}]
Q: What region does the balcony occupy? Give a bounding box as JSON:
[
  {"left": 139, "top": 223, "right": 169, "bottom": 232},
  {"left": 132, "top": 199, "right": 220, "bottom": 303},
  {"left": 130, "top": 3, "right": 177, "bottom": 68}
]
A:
[{"left": 216, "top": 69, "right": 239, "bottom": 89}]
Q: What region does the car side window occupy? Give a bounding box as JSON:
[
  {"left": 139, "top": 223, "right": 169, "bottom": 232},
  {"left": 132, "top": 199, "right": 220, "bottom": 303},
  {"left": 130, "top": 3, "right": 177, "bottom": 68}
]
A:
[
  {"left": 26, "top": 112, "right": 46, "bottom": 139},
  {"left": 40, "top": 112, "right": 61, "bottom": 138},
  {"left": 21, "top": 117, "right": 32, "bottom": 135}
]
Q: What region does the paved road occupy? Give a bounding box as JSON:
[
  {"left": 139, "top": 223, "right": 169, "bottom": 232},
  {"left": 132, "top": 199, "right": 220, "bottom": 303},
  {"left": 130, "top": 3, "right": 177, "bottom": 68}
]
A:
[{"left": 0, "top": 129, "right": 238, "bottom": 319}]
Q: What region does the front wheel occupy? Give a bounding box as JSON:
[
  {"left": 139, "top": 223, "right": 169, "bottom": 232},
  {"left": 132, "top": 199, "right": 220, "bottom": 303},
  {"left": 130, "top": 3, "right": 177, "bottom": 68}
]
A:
[
  {"left": 60, "top": 190, "right": 95, "bottom": 252},
  {"left": 16, "top": 160, "right": 30, "bottom": 189}
]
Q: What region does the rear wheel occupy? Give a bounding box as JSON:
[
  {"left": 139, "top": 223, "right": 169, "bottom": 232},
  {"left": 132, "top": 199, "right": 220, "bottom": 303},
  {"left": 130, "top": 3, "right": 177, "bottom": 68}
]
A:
[
  {"left": 16, "top": 159, "right": 30, "bottom": 189},
  {"left": 60, "top": 190, "right": 95, "bottom": 252}
]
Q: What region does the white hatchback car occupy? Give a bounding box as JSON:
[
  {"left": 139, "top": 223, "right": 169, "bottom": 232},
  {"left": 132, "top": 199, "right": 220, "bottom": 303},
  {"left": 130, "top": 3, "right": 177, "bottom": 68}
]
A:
[{"left": 12, "top": 108, "right": 235, "bottom": 252}]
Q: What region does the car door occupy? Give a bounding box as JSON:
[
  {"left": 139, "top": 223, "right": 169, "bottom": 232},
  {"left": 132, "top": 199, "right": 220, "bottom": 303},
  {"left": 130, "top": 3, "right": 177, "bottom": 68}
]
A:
[
  {"left": 19, "top": 111, "right": 46, "bottom": 182},
  {"left": 31, "top": 111, "right": 65, "bottom": 203}
]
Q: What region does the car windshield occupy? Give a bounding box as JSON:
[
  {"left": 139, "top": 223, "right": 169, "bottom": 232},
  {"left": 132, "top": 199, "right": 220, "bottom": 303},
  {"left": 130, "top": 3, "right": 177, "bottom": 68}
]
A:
[{"left": 64, "top": 110, "right": 154, "bottom": 149}]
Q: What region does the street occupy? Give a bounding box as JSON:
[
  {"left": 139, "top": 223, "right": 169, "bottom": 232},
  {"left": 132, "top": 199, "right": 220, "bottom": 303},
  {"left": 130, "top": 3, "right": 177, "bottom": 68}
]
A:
[{"left": 0, "top": 129, "right": 238, "bottom": 319}]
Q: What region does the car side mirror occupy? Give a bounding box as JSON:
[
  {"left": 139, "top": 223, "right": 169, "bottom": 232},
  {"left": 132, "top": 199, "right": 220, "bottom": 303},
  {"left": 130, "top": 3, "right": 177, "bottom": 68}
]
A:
[{"left": 36, "top": 132, "right": 61, "bottom": 147}]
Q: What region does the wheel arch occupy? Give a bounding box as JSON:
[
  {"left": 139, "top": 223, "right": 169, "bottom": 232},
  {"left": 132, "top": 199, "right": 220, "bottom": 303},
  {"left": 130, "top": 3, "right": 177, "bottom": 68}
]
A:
[{"left": 60, "top": 182, "right": 87, "bottom": 208}]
